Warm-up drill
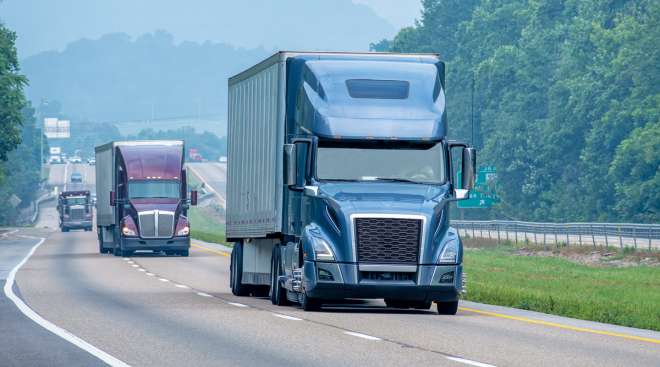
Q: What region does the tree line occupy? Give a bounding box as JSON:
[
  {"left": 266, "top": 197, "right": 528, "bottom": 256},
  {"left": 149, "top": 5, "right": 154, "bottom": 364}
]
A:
[
  {"left": 374, "top": 0, "right": 658, "bottom": 223},
  {"left": 0, "top": 24, "right": 44, "bottom": 224}
]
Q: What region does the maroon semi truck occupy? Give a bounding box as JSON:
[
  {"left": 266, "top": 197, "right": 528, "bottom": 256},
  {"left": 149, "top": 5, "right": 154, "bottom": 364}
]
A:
[{"left": 95, "top": 141, "right": 197, "bottom": 257}]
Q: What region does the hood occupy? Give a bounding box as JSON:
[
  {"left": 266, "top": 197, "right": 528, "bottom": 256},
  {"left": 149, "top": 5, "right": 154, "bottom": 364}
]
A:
[
  {"left": 319, "top": 181, "right": 448, "bottom": 214},
  {"left": 129, "top": 198, "right": 180, "bottom": 213}
]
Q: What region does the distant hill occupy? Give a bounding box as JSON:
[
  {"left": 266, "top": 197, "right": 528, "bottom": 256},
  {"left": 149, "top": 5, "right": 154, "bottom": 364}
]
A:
[
  {"left": 22, "top": 31, "right": 268, "bottom": 123},
  {"left": 1, "top": 0, "right": 395, "bottom": 57}
]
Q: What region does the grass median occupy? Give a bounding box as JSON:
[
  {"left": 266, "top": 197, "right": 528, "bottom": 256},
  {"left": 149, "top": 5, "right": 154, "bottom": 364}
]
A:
[
  {"left": 187, "top": 205, "right": 227, "bottom": 245},
  {"left": 462, "top": 240, "right": 660, "bottom": 331}
]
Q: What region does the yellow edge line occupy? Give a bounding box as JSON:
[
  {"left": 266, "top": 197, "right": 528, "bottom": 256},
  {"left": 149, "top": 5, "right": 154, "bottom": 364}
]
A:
[
  {"left": 459, "top": 307, "right": 660, "bottom": 345},
  {"left": 191, "top": 243, "right": 230, "bottom": 257}
]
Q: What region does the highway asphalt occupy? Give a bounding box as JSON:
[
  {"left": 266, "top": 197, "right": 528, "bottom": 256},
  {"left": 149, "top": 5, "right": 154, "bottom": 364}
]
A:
[{"left": 0, "top": 163, "right": 658, "bottom": 366}]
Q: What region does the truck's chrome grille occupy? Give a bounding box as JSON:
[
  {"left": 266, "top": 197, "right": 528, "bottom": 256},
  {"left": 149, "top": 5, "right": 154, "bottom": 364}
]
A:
[
  {"left": 138, "top": 210, "right": 174, "bottom": 238},
  {"left": 355, "top": 217, "right": 421, "bottom": 264},
  {"left": 70, "top": 207, "right": 85, "bottom": 220}
]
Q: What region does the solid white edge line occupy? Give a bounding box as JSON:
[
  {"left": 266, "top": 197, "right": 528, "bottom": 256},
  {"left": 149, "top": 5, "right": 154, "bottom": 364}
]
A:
[
  {"left": 1, "top": 229, "right": 19, "bottom": 238},
  {"left": 343, "top": 331, "right": 381, "bottom": 341},
  {"left": 272, "top": 313, "right": 302, "bottom": 321},
  {"left": 3, "top": 237, "right": 130, "bottom": 367},
  {"left": 446, "top": 356, "right": 497, "bottom": 367},
  {"left": 196, "top": 292, "right": 212, "bottom": 297},
  {"left": 175, "top": 284, "right": 189, "bottom": 289},
  {"left": 227, "top": 302, "right": 248, "bottom": 308}
]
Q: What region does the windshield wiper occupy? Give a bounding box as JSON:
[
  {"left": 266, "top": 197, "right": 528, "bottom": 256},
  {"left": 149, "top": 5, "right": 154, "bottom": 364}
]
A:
[{"left": 371, "top": 177, "right": 422, "bottom": 184}]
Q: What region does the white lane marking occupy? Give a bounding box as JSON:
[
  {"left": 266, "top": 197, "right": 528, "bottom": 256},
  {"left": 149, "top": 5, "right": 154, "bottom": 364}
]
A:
[
  {"left": 196, "top": 292, "right": 212, "bottom": 297},
  {"left": 175, "top": 284, "right": 189, "bottom": 289},
  {"left": 227, "top": 302, "right": 248, "bottom": 308},
  {"left": 446, "top": 356, "right": 497, "bottom": 367},
  {"left": 4, "top": 236, "right": 130, "bottom": 367},
  {"left": 137, "top": 269, "right": 146, "bottom": 272},
  {"left": 272, "top": 313, "right": 302, "bottom": 321},
  {"left": 1, "top": 229, "right": 19, "bottom": 238},
  {"left": 131, "top": 264, "right": 139, "bottom": 268},
  {"left": 158, "top": 278, "right": 169, "bottom": 282},
  {"left": 146, "top": 273, "right": 155, "bottom": 276},
  {"left": 343, "top": 331, "right": 381, "bottom": 341},
  {"left": 122, "top": 258, "right": 130, "bottom": 261}
]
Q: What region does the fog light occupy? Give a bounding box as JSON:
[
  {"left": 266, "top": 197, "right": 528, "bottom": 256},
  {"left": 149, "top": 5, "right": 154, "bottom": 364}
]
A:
[
  {"left": 318, "top": 268, "right": 334, "bottom": 281},
  {"left": 439, "top": 271, "right": 454, "bottom": 284}
]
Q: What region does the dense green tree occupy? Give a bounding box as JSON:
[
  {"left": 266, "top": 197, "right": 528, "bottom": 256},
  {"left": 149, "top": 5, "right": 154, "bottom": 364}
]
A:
[
  {"left": 382, "top": 0, "right": 659, "bottom": 223},
  {"left": 0, "top": 24, "right": 27, "bottom": 162}
]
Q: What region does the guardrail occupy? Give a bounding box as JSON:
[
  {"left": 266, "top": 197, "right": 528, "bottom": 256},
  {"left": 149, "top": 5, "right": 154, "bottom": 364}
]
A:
[{"left": 451, "top": 220, "right": 660, "bottom": 251}]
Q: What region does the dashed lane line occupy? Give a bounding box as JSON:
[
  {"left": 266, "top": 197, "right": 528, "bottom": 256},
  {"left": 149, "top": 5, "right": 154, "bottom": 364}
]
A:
[
  {"left": 343, "top": 331, "right": 382, "bottom": 341},
  {"left": 273, "top": 313, "right": 302, "bottom": 321}
]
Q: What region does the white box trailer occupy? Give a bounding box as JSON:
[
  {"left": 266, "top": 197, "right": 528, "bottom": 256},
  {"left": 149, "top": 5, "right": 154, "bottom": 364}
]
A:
[{"left": 226, "top": 53, "right": 286, "bottom": 240}]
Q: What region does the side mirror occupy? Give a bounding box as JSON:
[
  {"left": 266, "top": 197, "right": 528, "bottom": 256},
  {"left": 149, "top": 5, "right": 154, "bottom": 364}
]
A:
[
  {"left": 461, "top": 147, "right": 476, "bottom": 190},
  {"left": 110, "top": 191, "right": 116, "bottom": 207},
  {"left": 190, "top": 190, "right": 198, "bottom": 206},
  {"left": 284, "top": 144, "right": 297, "bottom": 186}
]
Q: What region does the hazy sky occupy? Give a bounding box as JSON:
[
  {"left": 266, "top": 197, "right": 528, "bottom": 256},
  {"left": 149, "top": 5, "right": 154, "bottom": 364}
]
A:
[
  {"left": 352, "top": 0, "right": 422, "bottom": 29},
  {"left": 0, "top": 0, "right": 423, "bottom": 57}
]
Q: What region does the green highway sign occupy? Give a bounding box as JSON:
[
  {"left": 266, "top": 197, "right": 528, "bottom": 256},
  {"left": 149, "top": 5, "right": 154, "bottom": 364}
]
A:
[{"left": 458, "top": 166, "right": 499, "bottom": 209}]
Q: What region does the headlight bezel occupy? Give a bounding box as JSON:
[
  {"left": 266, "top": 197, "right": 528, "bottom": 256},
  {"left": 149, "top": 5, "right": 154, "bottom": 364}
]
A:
[
  {"left": 438, "top": 239, "right": 459, "bottom": 264},
  {"left": 311, "top": 236, "right": 336, "bottom": 261}
]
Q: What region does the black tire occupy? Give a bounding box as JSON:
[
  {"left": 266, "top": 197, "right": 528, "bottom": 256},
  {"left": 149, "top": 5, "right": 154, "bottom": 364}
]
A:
[
  {"left": 113, "top": 246, "right": 122, "bottom": 256},
  {"left": 165, "top": 250, "right": 175, "bottom": 256},
  {"left": 98, "top": 230, "right": 105, "bottom": 254},
  {"left": 436, "top": 301, "right": 459, "bottom": 315},
  {"left": 230, "top": 242, "right": 250, "bottom": 296},
  {"left": 179, "top": 250, "right": 189, "bottom": 257},
  {"left": 270, "top": 246, "right": 289, "bottom": 306},
  {"left": 121, "top": 249, "right": 133, "bottom": 257},
  {"left": 301, "top": 292, "right": 321, "bottom": 311}
]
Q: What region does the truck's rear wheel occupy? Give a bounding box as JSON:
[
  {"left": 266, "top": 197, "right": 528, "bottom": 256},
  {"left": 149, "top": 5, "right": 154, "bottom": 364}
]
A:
[
  {"left": 98, "top": 230, "right": 107, "bottom": 254},
  {"left": 270, "top": 246, "right": 289, "bottom": 306},
  {"left": 436, "top": 301, "right": 459, "bottom": 315},
  {"left": 230, "top": 242, "right": 250, "bottom": 296},
  {"left": 179, "top": 250, "right": 189, "bottom": 257}
]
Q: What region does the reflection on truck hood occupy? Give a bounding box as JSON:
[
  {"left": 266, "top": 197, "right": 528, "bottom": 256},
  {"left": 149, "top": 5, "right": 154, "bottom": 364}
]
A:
[
  {"left": 129, "top": 198, "right": 180, "bottom": 213},
  {"left": 319, "top": 181, "right": 448, "bottom": 213}
]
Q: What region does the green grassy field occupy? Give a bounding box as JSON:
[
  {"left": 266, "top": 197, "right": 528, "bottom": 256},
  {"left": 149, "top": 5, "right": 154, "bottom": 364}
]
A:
[
  {"left": 463, "top": 246, "right": 660, "bottom": 331},
  {"left": 187, "top": 206, "right": 227, "bottom": 245}
]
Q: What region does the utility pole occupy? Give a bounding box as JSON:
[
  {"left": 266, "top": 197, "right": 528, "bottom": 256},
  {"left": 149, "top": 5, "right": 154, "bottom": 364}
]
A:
[{"left": 471, "top": 72, "right": 475, "bottom": 147}]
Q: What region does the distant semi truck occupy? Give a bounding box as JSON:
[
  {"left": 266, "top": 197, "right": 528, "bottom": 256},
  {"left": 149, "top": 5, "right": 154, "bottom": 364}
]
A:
[
  {"left": 57, "top": 190, "right": 93, "bottom": 232},
  {"left": 95, "top": 140, "right": 197, "bottom": 256},
  {"left": 226, "top": 52, "right": 476, "bottom": 313}
]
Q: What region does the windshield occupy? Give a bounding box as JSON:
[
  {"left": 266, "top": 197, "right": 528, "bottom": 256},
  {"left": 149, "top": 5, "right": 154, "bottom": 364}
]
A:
[
  {"left": 128, "top": 180, "right": 180, "bottom": 199},
  {"left": 316, "top": 142, "right": 446, "bottom": 184},
  {"left": 65, "top": 197, "right": 87, "bottom": 205}
]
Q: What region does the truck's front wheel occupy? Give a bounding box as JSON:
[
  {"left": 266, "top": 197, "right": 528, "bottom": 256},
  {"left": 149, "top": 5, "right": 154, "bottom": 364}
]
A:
[
  {"left": 230, "top": 242, "right": 250, "bottom": 296},
  {"left": 436, "top": 301, "right": 459, "bottom": 315}
]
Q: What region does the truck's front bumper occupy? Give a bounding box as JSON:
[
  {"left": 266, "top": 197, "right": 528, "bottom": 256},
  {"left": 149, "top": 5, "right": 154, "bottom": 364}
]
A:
[
  {"left": 120, "top": 236, "right": 190, "bottom": 252},
  {"left": 61, "top": 220, "right": 93, "bottom": 230},
  {"left": 302, "top": 261, "right": 462, "bottom": 302}
]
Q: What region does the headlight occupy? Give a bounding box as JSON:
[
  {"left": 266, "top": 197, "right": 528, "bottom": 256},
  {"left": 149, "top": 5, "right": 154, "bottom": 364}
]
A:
[
  {"left": 175, "top": 216, "right": 190, "bottom": 236},
  {"left": 176, "top": 226, "right": 190, "bottom": 236},
  {"left": 121, "top": 216, "right": 138, "bottom": 237},
  {"left": 438, "top": 240, "right": 458, "bottom": 264},
  {"left": 311, "top": 236, "right": 335, "bottom": 261},
  {"left": 122, "top": 225, "right": 137, "bottom": 236}
]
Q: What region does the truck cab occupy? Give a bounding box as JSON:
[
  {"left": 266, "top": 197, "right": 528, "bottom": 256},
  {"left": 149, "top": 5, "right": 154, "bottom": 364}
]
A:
[
  {"left": 57, "top": 190, "right": 93, "bottom": 232},
  {"left": 95, "top": 141, "right": 198, "bottom": 257},
  {"left": 227, "top": 52, "right": 475, "bottom": 314}
]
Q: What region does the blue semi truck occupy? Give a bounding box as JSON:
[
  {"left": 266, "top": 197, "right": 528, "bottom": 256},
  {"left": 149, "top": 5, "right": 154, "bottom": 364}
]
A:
[{"left": 226, "top": 52, "right": 476, "bottom": 314}]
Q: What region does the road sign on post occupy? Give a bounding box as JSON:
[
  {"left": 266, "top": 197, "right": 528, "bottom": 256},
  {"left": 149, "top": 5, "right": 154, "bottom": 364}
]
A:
[
  {"left": 458, "top": 166, "right": 499, "bottom": 209},
  {"left": 44, "top": 118, "right": 70, "bottom": 139}
]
